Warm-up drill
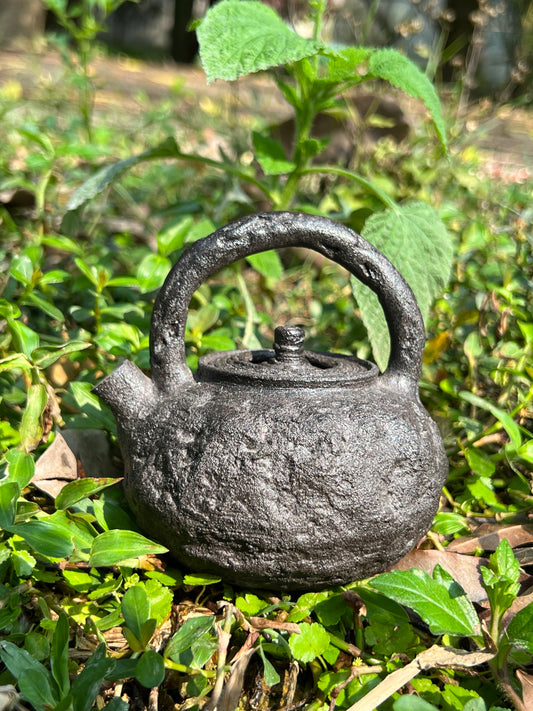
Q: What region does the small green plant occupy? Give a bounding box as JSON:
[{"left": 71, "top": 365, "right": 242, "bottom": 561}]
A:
[
  {"left": 44, "top": 0, "right": 138, "bottom": 140},
  {"left": 63, "top": 0, "right": 453, "bottom": 369},
  {"left": 367, "top": 539, "right": 533, "bottom": 711}
]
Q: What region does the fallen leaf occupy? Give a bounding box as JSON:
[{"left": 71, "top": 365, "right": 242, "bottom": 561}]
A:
[
  {"left": 391, "top": 549, "right": 490, "bottom": 603},
  {"left": 217, "top": 648, "right": 257, "bottom": 711},
  {"left": 517, "top": 670, "right": 533, "bottom": 710},
  {"left": 32, "top": 432, "right": 77, "bottom": 498},
  {"left": 514, "top": 546, "right": 533, "bottom": 566},
  {"left": 501, "top": 591, "right": 533, "bottom": 631},
  {"left": 61, "top": 429, "right": 120, "bottom": 478},
  {"left": 447, "top": 524, "right": 533, "bottom": 554}
]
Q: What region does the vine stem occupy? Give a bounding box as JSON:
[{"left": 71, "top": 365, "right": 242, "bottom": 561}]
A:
[
  {"left": 175, "top": 150, "right": 273, "bottom": 201},
  {"left": 302, "top": 165, "right": 398, "bottom": 210}
]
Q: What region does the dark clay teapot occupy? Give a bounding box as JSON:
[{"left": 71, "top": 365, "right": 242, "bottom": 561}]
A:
[{"left": 94, "top": 211, "right": 448, "bottom": 590}]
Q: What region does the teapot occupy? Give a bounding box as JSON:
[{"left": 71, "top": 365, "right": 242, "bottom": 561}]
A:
[{"left": 94, "top": 212, "right": 448, "bottom": 590}]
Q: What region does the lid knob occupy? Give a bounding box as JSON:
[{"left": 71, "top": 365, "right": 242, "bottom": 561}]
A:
[{"left": 274, "top": 325, "right": 305, "bottom": 364}]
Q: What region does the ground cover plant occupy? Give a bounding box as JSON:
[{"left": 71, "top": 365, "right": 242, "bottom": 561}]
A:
[{"left": 0, "top": 0, "right": 532, "bottom": 709}]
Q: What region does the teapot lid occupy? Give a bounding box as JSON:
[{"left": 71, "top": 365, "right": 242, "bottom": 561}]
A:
[{"left": 197, "top": 325, "right": 378, "bottom": 388}]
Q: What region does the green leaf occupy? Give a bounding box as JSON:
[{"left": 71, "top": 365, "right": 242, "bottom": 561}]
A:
[
  {"left": 352, "top": 202, "right": 453, "bottom": 371},
  {"left": 140, "top": 618, "right": 158, "bottom": 649},
  {"left": 236, "top": 593, "right": 268, "bottom": 617},
  {"left": 3, "top": 449, "right": 35, "bottom": 487},
  {"left": 393, "top": 697, "right": 440, "bottom": 711},
  {"left": 197, "top": 0, "right": 321, "bottom": 82},
  {"left": 246, "top": 250, "right": 283, "bottom": 281},
  {"left": 506, "top": 601, "right": 533, "bottom": 653},
  {"left": 165, "top": 616, "right": 215, "bottom": 661},
  {"left": 0, "top": 640, "right": 48, "bottom": 680},
  {"left": 18, "top": 666, "right": 59, "bottom": 711},
  {"left": 287, "top": 592, "right": 328, "bottom": 623},
  {"left": 465, "top": 447, "right": 496, "bottom": 478},
  {"left": 43, "top": 510, "right": 96, "bottom": 562},
  {"left": 20, "top": 383, "right": 48, "bottom": 452},
  {"left": 481, "top": 539, "right": 520, "bottom": 618},
  {"left": 371, "top": 568, "right": 478, "bottom": 637},
  {"left": 259, "top": 644, "right": 280, "bottom": 687},
  {"left": 0, "top": 353, "right": 31, "bottom": 375},
  {"left": 12, "top": 548, "right": 36, "bottom": 576},
  {"left": 314, "top": 594, "right": 351, "bottom": 627},
  {"left": 122, "top": 585, "right": 150, "bottom": 642},
  {"left": 69, "top": 643, "right": 114, "bottom": 711},
  {"left": 10, "top": 254, "right": 34, "bottom": 285},
  {"left": 367, "top": 48, "right": 447, "bottom": 150},
  {"left": 143, "top": 578, "right": 173, "bottom": 625},
  {"left": 69, "top": 381, "right": 117, "bottom": 433},
  {"left": 289, "top": 622, "right": 330, "bottom": 663},
  {"left": 252, "top": 132, "right": 296, "bottom": 176},
  {"left": 432, "top": 565, "right": 480, "bottom": 635},
  {"left": 12, "top": 518, "right": 75, "bottom": 559},
  {"left": 31, "top": 340, "right": 90, "bottom": 369},
  {"left": 24, "top": 633, "right": 50, "bottom": 662},
  {"left": 136, "top": 253, "right": 172, "bottom": 293},
  {"left": 157, "top": 216, "right": 194, "bottom": 256},
  {"left": 135, "top": 650, "right": 165, "bottom": 688},
  {"left": 55, "top": 478, "right": 119, "bottom": 510},
  {"left": 51, "top": 612, "right": 70, "bottom": 697},
  {"left": 61, "top": 137, "right": 181, "bottom": 234},
  {"left": 487, "top": 538, "right": 520, "bottom": 584},
  {"left": 105, "top": 698, "right": 129, "bottom": 711},
  {"left": 182, "top": 573, "right": 221, "bottom": 586},
  {"left": 0, "top": 482, "right": 20, "bottom": 529},
  {"left": 459, "top": 391, "right": 522, "bottom": 451},
  {"left": 8, "top": 319, "right": 39, "bottom": 358},
  {"left": 89, "top": 530, "right": 168, "bottom": 567},
  {"left": 326, "top": 46, "right": 372, "bottom": 83},
  {"left": 26, "top": 291, "right": 65, "bottom": 321}
]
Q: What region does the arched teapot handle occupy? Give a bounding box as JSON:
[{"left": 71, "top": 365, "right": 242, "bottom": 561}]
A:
[{"left": 150, "top": 211, "right": 425, "bottom": 395}]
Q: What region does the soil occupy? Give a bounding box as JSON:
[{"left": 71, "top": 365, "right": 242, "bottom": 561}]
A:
[{"left": 1, "top": 45, "right": 532, "bottom": 172}]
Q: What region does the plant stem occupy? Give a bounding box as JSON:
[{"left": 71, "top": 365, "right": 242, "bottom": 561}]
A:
[
  {"left": 235, "top": 264, "right": 257, "bottom": 348},
  {"left": 302, "top": 165, "right": 398, "bottom": 210},
  {"left": 175, "top": 151, "right": 274, "bottom": 202}
]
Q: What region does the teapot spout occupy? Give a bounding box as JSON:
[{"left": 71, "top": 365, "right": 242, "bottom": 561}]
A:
[{"left": 92, "top": 360, "right": 157, "bottom": 423}]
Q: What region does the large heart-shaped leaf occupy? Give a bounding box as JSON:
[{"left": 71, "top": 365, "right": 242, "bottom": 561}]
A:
[
  {"left": 351, "top": 201, "right": 453, "bottom": 371},
  {"left": 197, "top": 0, "right": 321, "bottom": 82}
]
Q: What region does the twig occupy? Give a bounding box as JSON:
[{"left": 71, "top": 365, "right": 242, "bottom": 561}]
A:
[
  {"left": 204, "top": 605, "right": 233, "bottom": 711},
  {"left": 345, "top": 646, "right": 494, "bottom": 711},
  {"left": 147, "top": 686, "right": 158, "bottom": 711}
]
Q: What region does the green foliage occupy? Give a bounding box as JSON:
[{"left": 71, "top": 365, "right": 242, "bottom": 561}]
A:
[
  {"left": 352, "top": 201, "right": 453, "bottom": 370},
  {"left": 371, "top": 566, "right": 479, "bottom": 637},
  {"left": 63, "top": 0, "right": 450, "bottom": 365},
  {"left": 288, "top": 622, "right": 331, "bottom": 663},
  {"left": 0, "top": 1, "right": 532, "bottom": 709},
  {"left": 197, "top": 0, "right": 321, "bottom": 82}
]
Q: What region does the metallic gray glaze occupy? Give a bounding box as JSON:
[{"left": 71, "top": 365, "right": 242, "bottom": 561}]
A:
[{"left": 93, "top": 212, "right": 448, "bottom": 590}]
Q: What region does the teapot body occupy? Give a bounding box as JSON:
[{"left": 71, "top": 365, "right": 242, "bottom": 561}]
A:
[
  {"left": 94, "top": 211, "right": 449, "bottom": 590},
  {"left": 119, "top": 377, "right": 447, "bottom": 590}
]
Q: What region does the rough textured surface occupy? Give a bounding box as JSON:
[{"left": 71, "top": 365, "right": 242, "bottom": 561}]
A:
[{"left": 94, "top": 211, "right": 448, "bottom": 591}]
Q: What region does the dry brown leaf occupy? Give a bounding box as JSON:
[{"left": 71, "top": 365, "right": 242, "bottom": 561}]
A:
[
  {"left": 392, "top": 549, "right": 490, "bottom": 603},
  {"left": 32, "top": 431, "right": 78, "bottom": 497},
  {"left": 517, "top": 669, "right": 533, "bottom": 710},
  {"left": 447, "top": 524, "right": 533, "bottom": 554},
  {"left": 217, "top": 647, "right": 257, "bottom": 711},
  {"left": 62, "top": 429, "right": 119, "bottom": 478},
  {"left": 501, "top": 591, "right": 533, "bottom": 631}
]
